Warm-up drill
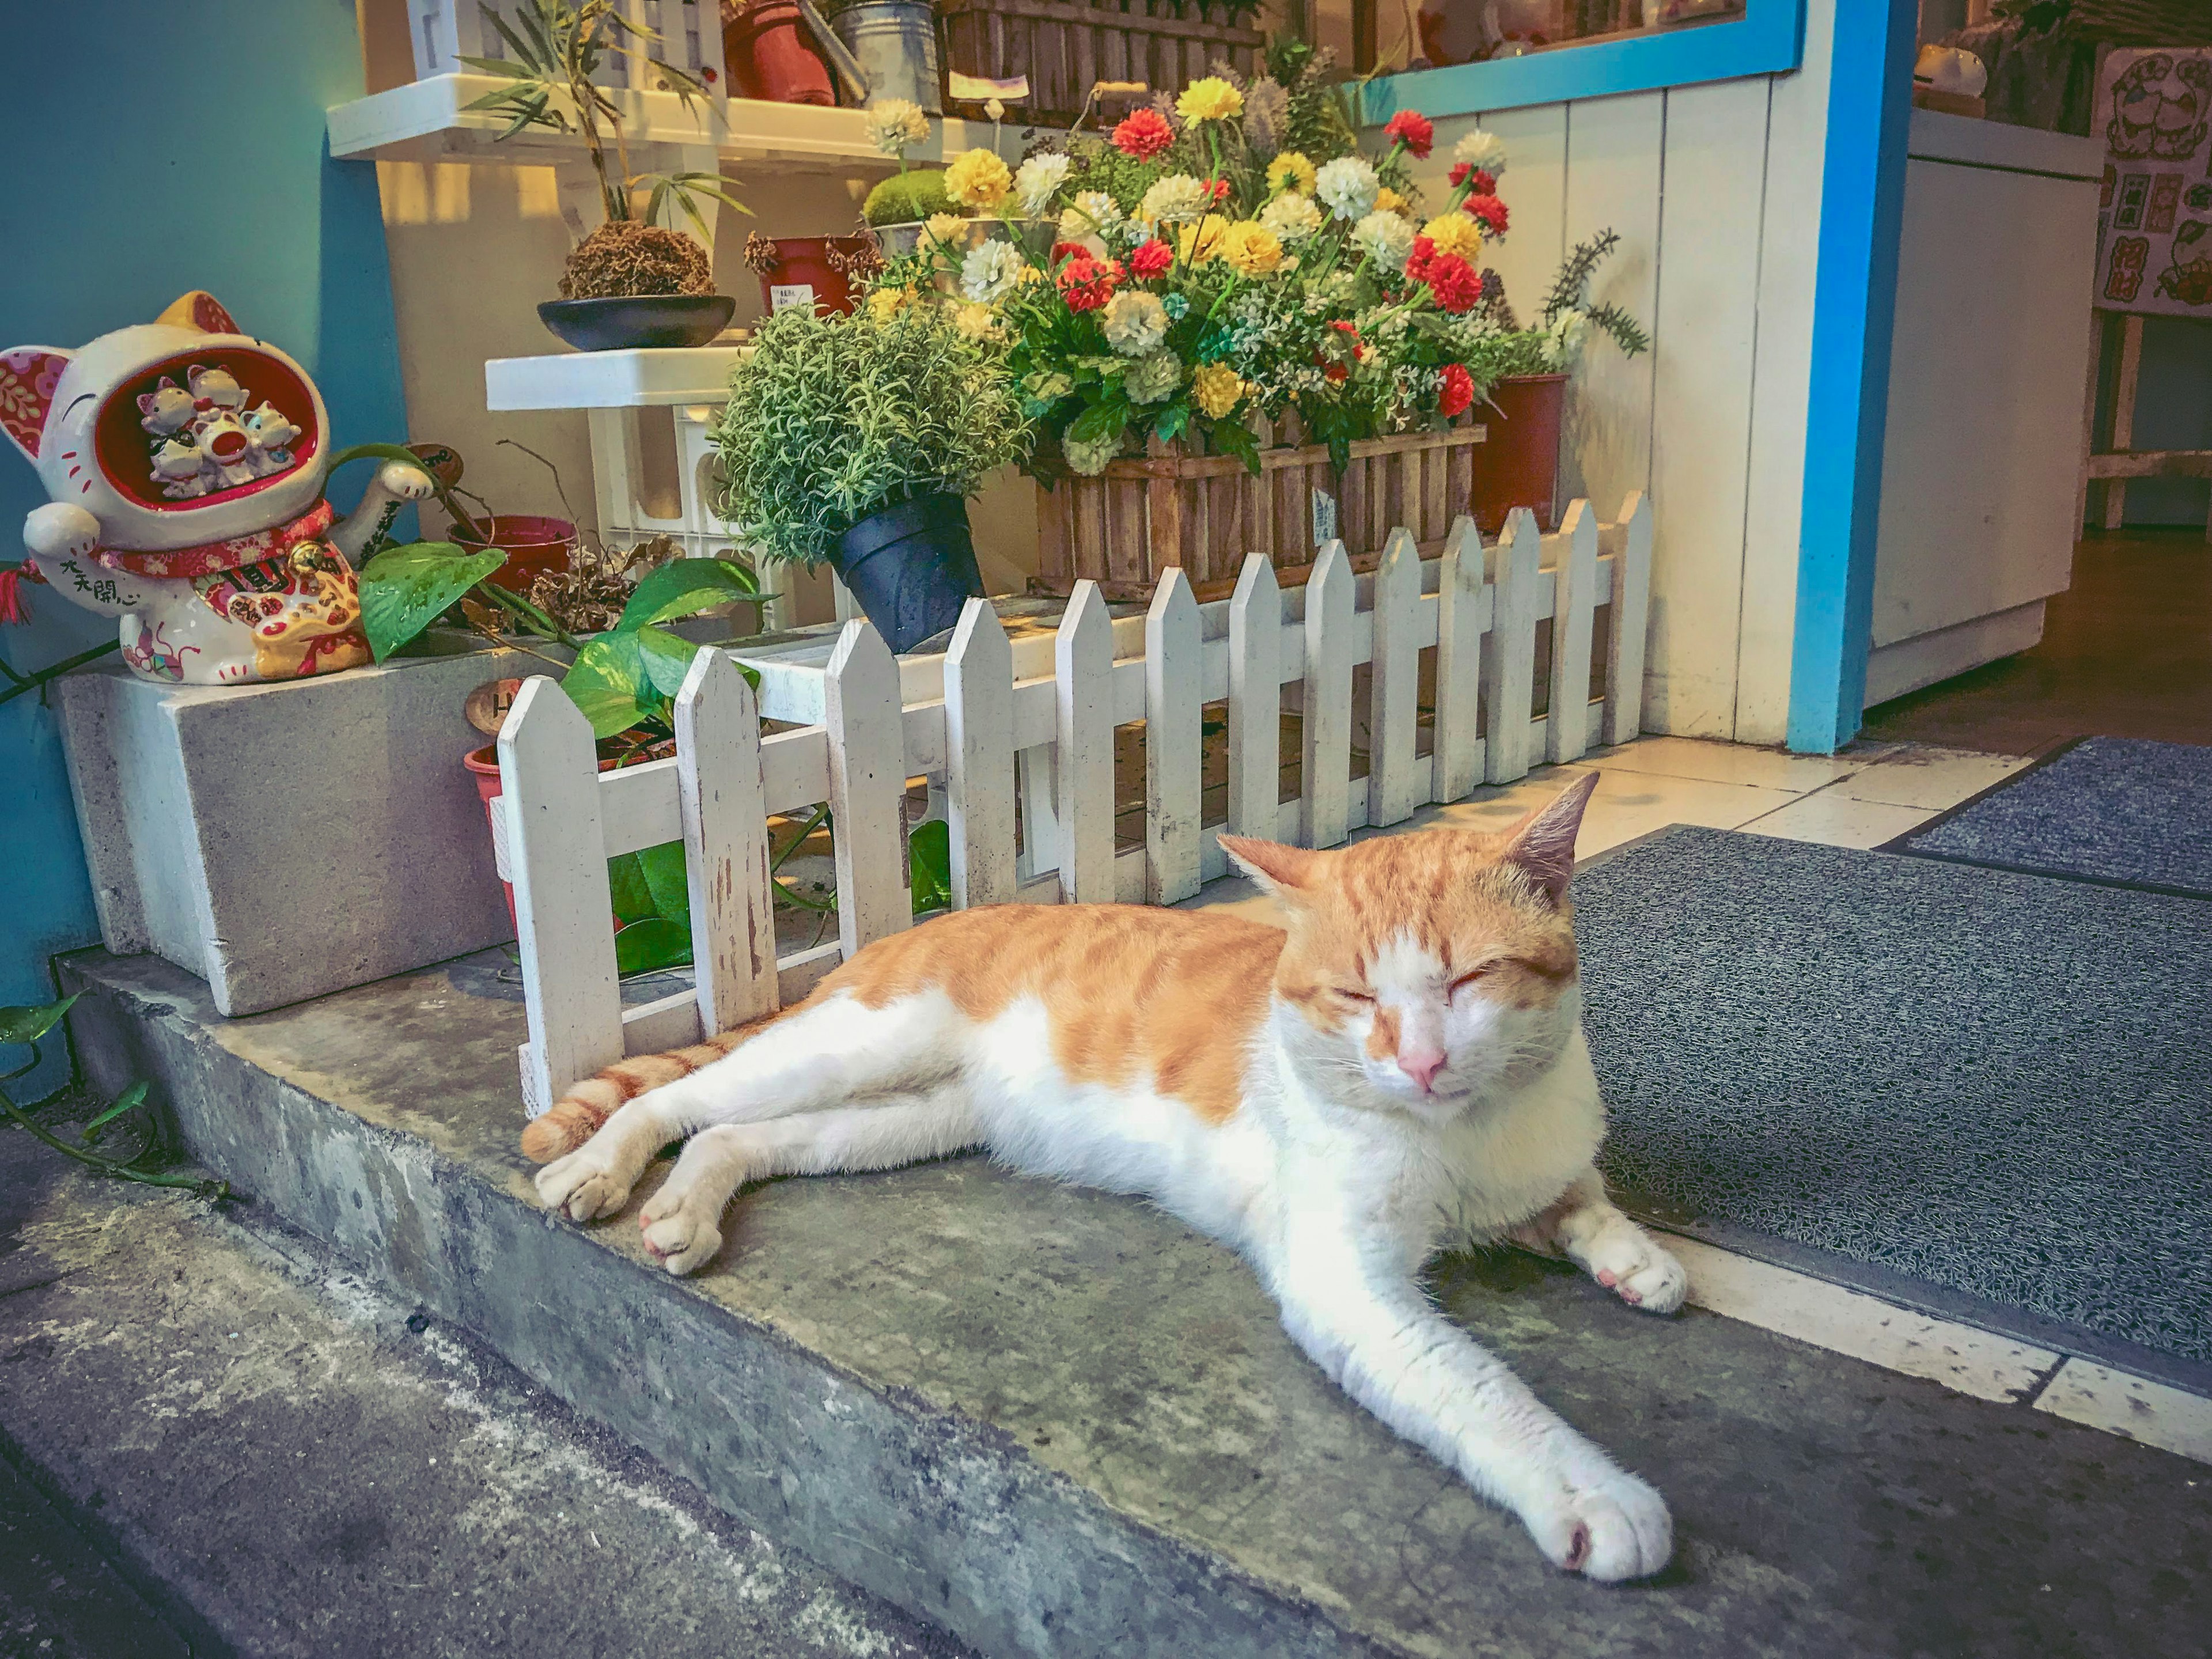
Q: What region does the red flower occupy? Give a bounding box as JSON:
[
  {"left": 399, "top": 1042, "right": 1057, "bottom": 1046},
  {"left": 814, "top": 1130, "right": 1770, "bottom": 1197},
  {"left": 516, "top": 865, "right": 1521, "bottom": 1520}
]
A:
[
  {"left": 1111, "top": 108, "right": 1175, "bottom": 161},
  {"left": 1057, "top": 255, "right": 1124, "bottom": 312},
  {"left": 1464, "top": 194, "right": 1509, "bottom": 237},
  {"left": 1404, "top": 233, "right": 1437, "bottom": 284},
  {"left": 1129, "top": 238, "right": 1174, "bottom": 279},
  {"left": 1383, "top": 110, "right": 1434, "bottom": 160},
  {"left": 1448, "top": 164, "right": 1497, "bottom": 196},
  {"left": 1438, "top": 363, "right": 1474, "bottom": 418},
  {"left": 1207, "top": 177, "right": 1231, "bottom": 203},
  {"left": 1423, "top": 252, "right": 1482, "bottom": 313},
  {"left": 1050, "top": 240, "right": 1092, "bottom": 264}
]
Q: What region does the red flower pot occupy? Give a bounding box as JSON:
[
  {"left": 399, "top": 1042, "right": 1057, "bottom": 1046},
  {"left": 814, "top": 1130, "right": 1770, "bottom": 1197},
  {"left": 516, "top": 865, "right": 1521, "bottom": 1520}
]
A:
[
  {"left": 1470, "top": 373, "right": 1567, "bottom": 535},
  {"left": 452, "top": 514, "right": 577, "bottom": 590},
  {"left": 751, "top": 236, "right": 874, "bottom": 317},
  {"left": 724, "top": 0, "right": 835, "bottom": 105}
]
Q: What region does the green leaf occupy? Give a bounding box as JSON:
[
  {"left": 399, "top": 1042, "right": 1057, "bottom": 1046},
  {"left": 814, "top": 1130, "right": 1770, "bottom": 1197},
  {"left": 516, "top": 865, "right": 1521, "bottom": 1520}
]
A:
[
  {"left": 635, "top": 625, "right": 703, "bottom": 700},
  {"left": 636, "top": 840, "right": 690, "bottom": 922},
  {"left": 608, "top": 851, "right": 656, "bottom": 924},
  {"left": 1066, "top": 398, "right": 1130, "bottom": 447},
  {"left": 457, "top": 54, "right": 535, "bottom": 79},
  {"left": 614, "top": 916, "right": 694, "bottom": 975},
  {"left": 326, "top": 441, "right": 440, "bottom": 479},
  {"left": 908, "top": 819, "right": 953, "bottom": 916},
  {"left": 83, "top": 1081, "right": 150, "bottom": 1141},
  {"left": 619, "top": 558, "right": 760, "bottom": 631},
  {"left": 358, "top": 541, "right": 507, "bottom": 661},
  {"left": 1152, "top": 402, "right": 1191, "bottom": 445},
  {"left": 561, "top": 633, "right": 653, "bottom": 739},
  {"left": 0, "top": 995, "right": 77, "bottom": 1046}
]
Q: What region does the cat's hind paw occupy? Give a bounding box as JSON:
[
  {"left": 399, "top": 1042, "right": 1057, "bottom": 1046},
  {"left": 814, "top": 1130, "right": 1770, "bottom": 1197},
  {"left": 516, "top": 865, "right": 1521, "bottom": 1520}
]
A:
[
  {"left": 535, "top": 1152, "right": 634, "bottom": 1222},
  {"left": 1581, "top": 1225, "right": 1688, "bottom": 1316},
  {"left": 639, "top": 1183, "right": 725, "bottom": 1275},
  {"left": 1526, "top": 1467, "right": 1673, "bottom": 1582}
]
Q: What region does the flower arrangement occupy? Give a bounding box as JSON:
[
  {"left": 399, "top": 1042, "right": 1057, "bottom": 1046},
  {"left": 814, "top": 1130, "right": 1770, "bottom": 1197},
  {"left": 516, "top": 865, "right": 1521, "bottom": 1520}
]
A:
[{"left": 860, "top": 51, "right": 1642, "bottom": 480}]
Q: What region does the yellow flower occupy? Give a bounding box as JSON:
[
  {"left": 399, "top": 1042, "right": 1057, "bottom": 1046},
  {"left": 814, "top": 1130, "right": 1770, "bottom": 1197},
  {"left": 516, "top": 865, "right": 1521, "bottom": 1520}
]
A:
[
  {"left": 1219, "top": 220, "right": 1283, "bottom": 278},
  {"left": 1267, "top": 151, "right": 1317, "bottom": 196},
  {"left": 953, "top": 302, "right": 998, "bottom": 339},
  {"left": 945, "top": 148, "right": 1012, "bottom": 211},
  {"left": 1374, "top": 185, "right": 1410, "bottom": 218},
  {"left": 1176, "top": 77, "right": 1244, "bottom": 123},
  {"left": 923, "top": 212, "right": 969, "bottom": 249},
  {"left": 1421, "top": 211, "right": 1483, "bottom": 260},
  {"left": 1016, "top": 262, "right": 1044, "bottom": 284},
  {"left": 866, "top": 285, "right": 916, "bottom": 320},
  {"left": 1177, "top": 213, "right": 1230, "bottom": 264},
  {"left": 1192, "top": 362, "right": 1244, "bottom": 419}
]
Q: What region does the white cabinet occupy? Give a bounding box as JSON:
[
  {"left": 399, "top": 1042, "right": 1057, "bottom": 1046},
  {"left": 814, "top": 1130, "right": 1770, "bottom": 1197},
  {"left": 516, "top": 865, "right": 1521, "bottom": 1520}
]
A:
[{"left": 1866, "top": 110, "right": 2103, "bottom": 704}]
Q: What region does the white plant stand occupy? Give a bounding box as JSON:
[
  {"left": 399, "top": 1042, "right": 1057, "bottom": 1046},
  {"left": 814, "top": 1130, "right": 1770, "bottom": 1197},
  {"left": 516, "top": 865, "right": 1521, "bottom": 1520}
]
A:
[{"left": 486, "top": 347, "right": 842, "bottom": 629}]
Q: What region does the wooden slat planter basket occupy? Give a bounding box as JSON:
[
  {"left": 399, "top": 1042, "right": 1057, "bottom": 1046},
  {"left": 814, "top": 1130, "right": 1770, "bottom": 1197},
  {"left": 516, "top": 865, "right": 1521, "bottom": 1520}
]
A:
[
  {"left": 938, "top": 0, "right": 1263, "bottom": 127},
  {"left": 1034, "top": 418, "right": 1487, "bottom": 603}
]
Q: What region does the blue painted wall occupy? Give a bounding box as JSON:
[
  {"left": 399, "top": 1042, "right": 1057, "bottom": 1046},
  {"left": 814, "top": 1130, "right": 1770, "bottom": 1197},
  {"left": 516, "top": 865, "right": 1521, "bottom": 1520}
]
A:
[{"left": 1, "top": 1, "right": 407, "bottom": 1098}]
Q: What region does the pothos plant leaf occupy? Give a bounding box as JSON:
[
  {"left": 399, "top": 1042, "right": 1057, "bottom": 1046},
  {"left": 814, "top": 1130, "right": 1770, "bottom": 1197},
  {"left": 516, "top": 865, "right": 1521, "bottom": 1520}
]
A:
[
  {"left": 908, "top": 819, "right": 953, "bottom": 916},
  {"left": 618, "top": 558, "right": 764, "bottom": 632},
  {"left": 635, "top": 624, "right": 706, "bottom": 701},
  {"left": 635, "top": 840, "right": 690, "bottom": 921},
  {"left": 614, "top": 916, "right": 694, "bottom": 976},
  {"left": 560, "top": 631, "right": 658, "bottom": 739},
  {"left": 607, "top": 850, "right": 658, "bottom": 924},
  {"left": 358, "top": 542, "right": 508, "bottom": 661},
  {"left": 82, "top": 1081, "right": 150, "bottom": 1142},
  {"left": 0, "top": 996, "right": 77, "bottom": 1047}
]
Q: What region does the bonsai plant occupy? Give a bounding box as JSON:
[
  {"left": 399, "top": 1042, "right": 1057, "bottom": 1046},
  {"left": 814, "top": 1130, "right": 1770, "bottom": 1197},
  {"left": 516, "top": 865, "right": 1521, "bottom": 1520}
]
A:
[
  {"left": 710, "top": 302, "right": 1026, "bottom": 652},
  {"left": 465, "top": 0, "right": 751, "bottom": 349}
]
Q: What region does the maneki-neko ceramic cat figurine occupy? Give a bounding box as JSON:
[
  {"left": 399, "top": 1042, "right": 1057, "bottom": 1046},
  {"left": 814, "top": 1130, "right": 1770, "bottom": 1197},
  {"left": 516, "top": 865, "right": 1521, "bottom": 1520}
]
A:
[{"left": 0, "top": 290, "right": 430, "bottom": 685}]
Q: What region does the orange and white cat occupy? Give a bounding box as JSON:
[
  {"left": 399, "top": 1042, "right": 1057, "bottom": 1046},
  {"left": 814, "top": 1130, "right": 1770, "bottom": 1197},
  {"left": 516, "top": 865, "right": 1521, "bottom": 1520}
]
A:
[{"left": 523, "top": 772, "right": 1685, "bottom": 1580}]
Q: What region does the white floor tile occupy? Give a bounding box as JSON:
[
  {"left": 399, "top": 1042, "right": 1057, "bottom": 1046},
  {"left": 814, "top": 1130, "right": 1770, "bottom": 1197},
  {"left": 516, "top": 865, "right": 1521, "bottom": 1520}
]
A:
[
  {"left": 1580, "top": 736, "right": 1867, "bottom": 794},
  {"left": 1664, "top": 1237, "right": 2059, "bottom": 1404},
  {"left": 1740, "top": 791, "right": 1937, "bottom": 851},
  {"left": 2035, "top": 1361, "right": 2212, "bottom": 1466},
  {"left": 1830, "top": 746, "right": 2032, "bottom": 812},
  {"left": 1417, "top": 766, "right": 1800, "bottom": 858}
]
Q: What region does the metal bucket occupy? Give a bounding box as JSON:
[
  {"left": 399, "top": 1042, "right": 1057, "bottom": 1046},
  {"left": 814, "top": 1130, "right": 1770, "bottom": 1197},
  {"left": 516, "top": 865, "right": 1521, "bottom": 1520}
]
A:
[{"left": 825, "top": 0, "right": 942, "bottom": 113}]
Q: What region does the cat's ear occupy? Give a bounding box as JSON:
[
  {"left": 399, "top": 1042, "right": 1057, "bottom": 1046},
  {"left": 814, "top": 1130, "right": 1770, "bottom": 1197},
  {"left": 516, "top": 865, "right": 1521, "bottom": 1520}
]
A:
[
  {"left": 1499, "top": 771, "right": 1599, "bottom": 907},
  {"left": 0, "top": 348, "right": 71, "bottom": 463},
  {"left": 1218, "top": 835, "right": 1321, "bottom": 901}
]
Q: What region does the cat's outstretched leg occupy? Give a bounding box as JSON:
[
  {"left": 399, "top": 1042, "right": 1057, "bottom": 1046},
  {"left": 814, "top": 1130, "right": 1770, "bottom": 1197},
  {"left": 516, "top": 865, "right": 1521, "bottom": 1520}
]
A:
[
  {"left": 535, "top": 990, "right": 961, "bottom": 1224},
  {"left": 1512, "top": 1168, "right": 1688, "bottom": 1315},
  {"left": 638, "top": 1084, "right": 978, "bottom": 1274},
  {"left": 1269, "top": 1227, "right": 1672, "bottom": 1581}
]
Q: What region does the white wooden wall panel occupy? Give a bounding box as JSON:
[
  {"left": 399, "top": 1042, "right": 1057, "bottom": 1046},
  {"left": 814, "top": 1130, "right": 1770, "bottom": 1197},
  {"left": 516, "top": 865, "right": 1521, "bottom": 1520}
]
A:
[
  {"left": 1644, "top": 74, "right": 1773, "bottom": 739},
  {"left": 1558, "top": 90, "right": 1665, "bottom": 520}
]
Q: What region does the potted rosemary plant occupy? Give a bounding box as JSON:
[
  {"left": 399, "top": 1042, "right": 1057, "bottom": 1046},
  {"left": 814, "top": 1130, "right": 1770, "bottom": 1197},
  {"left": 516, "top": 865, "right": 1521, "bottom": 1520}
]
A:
[
  {"left": 710, "top": 302, "right": 1027, "bottom": 652},
  {"left": 465, "top": 0, "right": 750, "bottom": 349}
]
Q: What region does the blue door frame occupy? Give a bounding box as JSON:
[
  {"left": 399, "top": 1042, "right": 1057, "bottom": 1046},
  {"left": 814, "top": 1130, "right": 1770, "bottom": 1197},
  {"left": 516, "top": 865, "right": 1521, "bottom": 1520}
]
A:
[{"left": 1785, "top": 0, "right": 1922, "bottom": 753}]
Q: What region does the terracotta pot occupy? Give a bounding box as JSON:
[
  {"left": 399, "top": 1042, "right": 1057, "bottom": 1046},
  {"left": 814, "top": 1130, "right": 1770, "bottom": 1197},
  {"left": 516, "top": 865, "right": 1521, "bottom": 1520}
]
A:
[
  {"left": 466, "top": 743, "right": 631, "bottom": 930},
  {"left": 751, "top": 236, "right": 874, "bottom": 317},
  {"left": 452, "top": 513, "right": 577, "bottom": 590},
  {"left": 723, "top": 0, "right": 836, "bottom": 105},
  {"left": 1469, "top": 373, "right": 1567, "bottom": 535}
]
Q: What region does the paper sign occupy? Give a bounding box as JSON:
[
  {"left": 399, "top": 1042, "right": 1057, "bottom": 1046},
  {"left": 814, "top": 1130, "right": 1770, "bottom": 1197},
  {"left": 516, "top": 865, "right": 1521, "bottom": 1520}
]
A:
[
  {"left": 769, "top": 283, "right": 817, "bottom": 313},
  {"left": 1311, "top": 488, "right": 1339, "bottom": 547},
  {"left": 2091, "top": 48, "right": 2212, "bottom": 316}
]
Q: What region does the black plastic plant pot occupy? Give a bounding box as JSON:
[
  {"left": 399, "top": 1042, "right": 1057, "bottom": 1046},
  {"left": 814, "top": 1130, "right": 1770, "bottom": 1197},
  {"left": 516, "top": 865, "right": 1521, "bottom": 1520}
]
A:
[
  {"left": 537, "top": 293, "right": 735, "bottom": 351},
  {"left": 829, "top": 492, "right": 985, "bottom": 654}
]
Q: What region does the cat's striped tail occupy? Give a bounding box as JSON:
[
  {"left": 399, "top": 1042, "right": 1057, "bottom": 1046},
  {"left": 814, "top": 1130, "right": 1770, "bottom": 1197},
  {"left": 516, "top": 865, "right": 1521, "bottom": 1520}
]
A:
[{"left": 517, "top": 1009, "right": 783, "bottom": 1164}]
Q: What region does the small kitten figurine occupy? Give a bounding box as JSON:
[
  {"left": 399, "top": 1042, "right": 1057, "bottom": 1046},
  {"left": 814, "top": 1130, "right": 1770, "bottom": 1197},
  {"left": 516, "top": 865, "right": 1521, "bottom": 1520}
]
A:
[{"left": 524, "top": 774, "right": 1685, "bottom": 1580}]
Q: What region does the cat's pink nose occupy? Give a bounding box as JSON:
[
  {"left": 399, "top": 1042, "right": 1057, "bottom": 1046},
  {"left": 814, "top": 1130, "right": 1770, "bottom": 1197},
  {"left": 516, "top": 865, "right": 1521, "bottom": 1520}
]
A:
[{"left": 1400, "top": 1050, "right": 1446, "bottom": 1092}]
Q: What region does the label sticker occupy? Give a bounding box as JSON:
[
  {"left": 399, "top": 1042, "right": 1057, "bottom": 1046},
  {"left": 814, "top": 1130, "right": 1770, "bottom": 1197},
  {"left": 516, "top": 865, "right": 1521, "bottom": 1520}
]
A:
[
  {"left": 769, "top": 283, "right": 817, "bottom": 313},
  {"left": 1311, "top": 488, "right": 1340, "bottom": 547}
]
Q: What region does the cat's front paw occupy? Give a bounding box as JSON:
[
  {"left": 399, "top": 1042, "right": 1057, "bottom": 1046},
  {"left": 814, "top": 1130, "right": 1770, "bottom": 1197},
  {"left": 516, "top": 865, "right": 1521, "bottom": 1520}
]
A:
[
  {"left": 638, "top": 1181, "right": 725, "bottom": 1275},
  {"left": 1581, "top": 1225, "right": 1688, "bottom": 1316},
  {"left": 535, "top": 1150, "right": 634, "bottom": 1222},
  {"left": 1523, "top": 1464, "right": 1673, "bottom": 1582}
]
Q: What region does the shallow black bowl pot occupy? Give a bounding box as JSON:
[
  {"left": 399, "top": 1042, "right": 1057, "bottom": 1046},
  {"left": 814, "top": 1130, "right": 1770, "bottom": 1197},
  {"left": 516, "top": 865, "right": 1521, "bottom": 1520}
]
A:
[
  {"left": 537, "top": 293, "right": 735, "bottom": 351},
  {"left": 830, "top": 492, "right": 985, "bottom": 655}
]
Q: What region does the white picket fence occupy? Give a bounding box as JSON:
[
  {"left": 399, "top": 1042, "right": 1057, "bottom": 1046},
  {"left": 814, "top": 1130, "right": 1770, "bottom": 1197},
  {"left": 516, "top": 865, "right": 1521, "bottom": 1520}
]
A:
[{"left": 495, "top": 496, "right": 1653, "bottom": 1115}]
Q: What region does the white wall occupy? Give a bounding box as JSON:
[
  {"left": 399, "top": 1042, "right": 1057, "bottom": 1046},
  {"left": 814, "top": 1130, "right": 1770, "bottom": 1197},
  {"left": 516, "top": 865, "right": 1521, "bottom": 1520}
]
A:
[{"left": 1396, "top": 0, "right": 1835, "bottom": 743}]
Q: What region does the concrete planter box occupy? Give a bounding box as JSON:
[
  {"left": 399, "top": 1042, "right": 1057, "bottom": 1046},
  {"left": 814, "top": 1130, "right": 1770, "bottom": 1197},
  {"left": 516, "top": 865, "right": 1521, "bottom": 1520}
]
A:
[{"left": 56, "top": 640, "right": 541, "bottom": 1016}]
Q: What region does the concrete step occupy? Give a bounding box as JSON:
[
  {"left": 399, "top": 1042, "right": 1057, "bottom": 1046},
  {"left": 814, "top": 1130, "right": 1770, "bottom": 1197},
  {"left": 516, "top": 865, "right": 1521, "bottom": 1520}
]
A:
[
  {"left": 58, "top": 948, "right": 2212, "bottom": 1659},
  {"left": 0, "top": 1099, "right": 969, "bottom": 1658}
]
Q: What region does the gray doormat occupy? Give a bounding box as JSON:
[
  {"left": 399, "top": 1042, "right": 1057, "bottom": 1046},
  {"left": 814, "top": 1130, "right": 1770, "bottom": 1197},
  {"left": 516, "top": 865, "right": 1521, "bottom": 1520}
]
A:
[
  {"left": 1573, "top": 827, "right": 2212, "bottom": 1389},
  {"left": 1889, "top": 736, "right": 2212, "bottom": 901}
]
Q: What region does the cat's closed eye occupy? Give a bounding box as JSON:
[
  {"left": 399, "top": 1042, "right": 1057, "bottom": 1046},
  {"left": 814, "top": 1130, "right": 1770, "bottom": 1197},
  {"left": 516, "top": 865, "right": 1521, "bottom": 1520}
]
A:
[
  {"left": 1335, "top": 987, "right": 1376, "bottom": 1004},
  {"left": 1450, "top": 965, "right": 1497, "bottom": 994}
]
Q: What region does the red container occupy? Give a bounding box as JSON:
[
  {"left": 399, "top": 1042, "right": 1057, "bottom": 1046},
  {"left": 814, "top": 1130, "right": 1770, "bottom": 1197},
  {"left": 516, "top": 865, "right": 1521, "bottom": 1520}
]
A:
[
  {"left": 724, "top": 0, "right": 835, "bottom": 105},
  {"left": 453, "top": 514, "right": 577, "bottom": 590},
  {"left": 1470, "top": 373, "right": 1567, "bottom": 535},
  {"left": 465, "top": 744, "right": 635, "bottom": 931},
  {"left": 751, "top": 236, "right": 874, "bottom": 317}
]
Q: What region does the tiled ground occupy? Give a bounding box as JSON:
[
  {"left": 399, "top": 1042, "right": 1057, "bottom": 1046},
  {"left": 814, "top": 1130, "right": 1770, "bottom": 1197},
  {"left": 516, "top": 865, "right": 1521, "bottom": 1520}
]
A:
[{"left": 1188, "top": 736, "right": 2212, "bottom": 1468}]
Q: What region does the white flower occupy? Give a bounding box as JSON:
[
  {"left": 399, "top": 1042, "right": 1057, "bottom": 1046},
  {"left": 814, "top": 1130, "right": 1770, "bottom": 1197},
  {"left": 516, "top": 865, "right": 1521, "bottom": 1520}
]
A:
[
  {"left": 1139, "top": 173, "right": 1210, "bottom": 225},
  {"left": 1013, "top": 152, "right": 1071, "bottom": 218},
  {"left": 1313, "top": 157, "right": 1379, "bottom": 222},
  {"left": 1123, "top": 350, "right": 1182, "bottom": 406},
  {"left": 1101, "top": 290, "right": 1168, "bottom": 357},
  {"left": 1258, "top": 192, "right": 1324, "bottom": 241},
  {"left": 864, "top": 98, "right": 930, "bottom": 157},
  {"left": 1351, "top": 209, "right": 1414, "bottom": 272},
  {"left": 1063, "top": 428, "right": 1123, "bottom": 475},
  {"left": 1453, "top": 128, "right": 1508, "bottom": 175},
  {"left": 1543, "top": 308, "right": 1589, "bottom": 369},
  {"left": 1059, "top": 190, "right": 1122, "bottom": 238},
  {"left": 960, "top": 239, "right": 1025, "bottom": 303}
]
